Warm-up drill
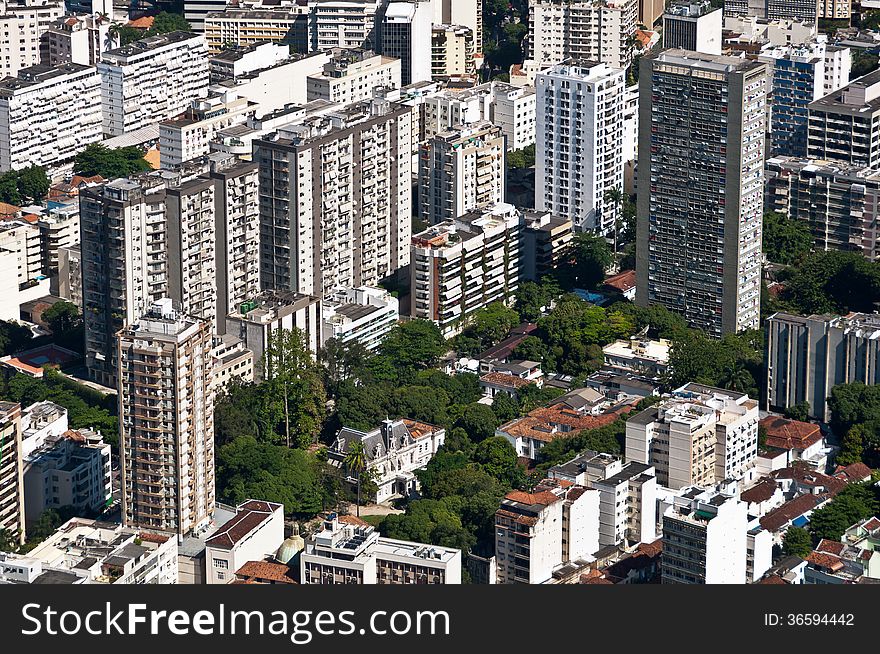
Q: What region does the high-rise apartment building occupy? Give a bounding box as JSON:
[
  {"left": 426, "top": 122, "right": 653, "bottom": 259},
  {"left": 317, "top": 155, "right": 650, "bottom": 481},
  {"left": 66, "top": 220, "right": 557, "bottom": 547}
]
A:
[
  {"left": 255, "top": 98, "right": 413, "bottom": 297},
  {"left": 185, "top": 0, "right": 236, "bottom": 33},
  {"left": 432, "top": 0, "right": 482, "bottom": 55},
  {"left": 118, "top": 299, "right": 214, "bottom": 537},
  {"left": 723, "top": 0, "right": 819, "bottom": 23},
  {"left": 378, "top": 0, "right": 431, "bottom": 86},
  {"left": 306, "top": 48, "right": 401, "bottom": 105},
  {"left": 308, "top": 0, "right": 384, "bottom": 51},
  {"left": 491, "top": 82, "right": 536, "bottom": 151},
  {"left": 0, "top": 401, "right": 25, "bottom": 546},
  {"left": 431, "top": 24, "right": 475, "bottom": 79},
  {"left": 0, "top": 63, "right": 102, "bottom": 173},
  {"left": 764, "top": 156, "right": 880, "bottom": 260},
  {"left": 45, "top": 13, "right": 117, "bottom": 66},
  {"left": 823, "top": 45, "right": 851, "bottom": 96},
  {"left": 410, "top": 203, "right": 522, "bottom": 336},
  {"left": 80, "top": 156, "right": 259, "bottom": 386},
  {"left": 626, "top": 383, "right": 760, "bottom": 489},
  {"left": 98, "top": 31, "right": 210, "bottom": 136},
  {"left": 0, "top": 0, "right": 64, "bottom": 78},
  {"left": 495, "top": 478, "right": 600, "bottom": 584},
  {"left": 527, "top": 0, "right": 638, "bottom": 73},
  {"left": 808, "top": 69, "right": 880, "bottom": 168},
  {"left": 818, "top": 0, "right": 851, "bottom": 19},
  {"left": 203, "top": 7, "right": 309, "bottom": 54},
  {"left": 766, "top": 311, "right": 880, "bottom": 421},
  {"left": 636, "top": 50, "right": 767, "bottom": 337},
  {"left": 419, "top": 121, "right": 506, "bottom": 225},
  {"left": 661, "top": 488, "right": 748, "bottom": 584},
  {"left": 760, "top": 41, "right": 846, "bottom": 157},
  {"left": 662, "top": 2, "right": 722, "bottom": 55},
  {"left": 536, "top": 61, "right": 625, "bottom": 235}
]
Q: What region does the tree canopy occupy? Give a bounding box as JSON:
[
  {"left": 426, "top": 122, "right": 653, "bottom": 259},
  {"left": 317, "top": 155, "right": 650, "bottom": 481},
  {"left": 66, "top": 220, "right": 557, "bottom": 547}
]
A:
[
  {"left": 73, "top": 143, "right": 151, "bottom": 179},
  {"left": 781, "top": 250, "right": 880, "bottom": 315},
  {"left": 762, "top": 211, "right": 813, "bottom": 265},
  {"left": 808, "top": 484, "right": 879, "bottom": 542},
  {"left": 0, "top": 166, "right": 50, "bottom": 205},
  {"left": 554, "top": 233, "right": 614, "bottom": 291}
]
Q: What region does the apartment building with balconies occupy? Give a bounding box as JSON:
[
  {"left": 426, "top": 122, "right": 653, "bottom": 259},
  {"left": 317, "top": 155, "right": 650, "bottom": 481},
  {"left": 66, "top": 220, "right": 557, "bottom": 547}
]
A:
[
  {"left": 410, "top": 203, "right": 521, "bottom": 336},
  {"left": 306, "top": 48, "right": 401, "bottom": 105},
  {"left": 0, "top": 63, "right": 102, "bottom": 173},
  {"left": 626, "top": 383, "right": 760, "bottom": 489},
  {"left": 45, "top": 13, "right": 117, "bottom": 66},
  {"left": 536, "top": 60, "right": 625, "bottom": 235},
  {"left": 308, "top": 0, "right": 384, "bottom": 52},
  {"left": 491, "top": 82, "right": 536, "bottom": 151},
  {"left": 321, "top": 285, "right": 398, "bottom": 351},
  {"left": 0, "top": 0, "right": 64, "bottom": 79},
  {"left": 99, "top": 31, "right": 210, "bottom": 136},
  {"left": 431, "top": 24, "right": 475, "bottom": 79},
  {"left": 636, "top": 50, "right": 767, "bottom": 337},
  {"left": 204, "top": 7, "right": 309, "bottom": 54},
  {"left": 0, "top": 402, "right": 25, "bottom": 546},
  {"left": 117, "top": 298, "right": 214, "bottom": 537},
  {"left": 254, "top": 97, "right": 413, "bottom": 297},
  {"left": 418, "top": 121, "right": 506, "bottom": 225}
]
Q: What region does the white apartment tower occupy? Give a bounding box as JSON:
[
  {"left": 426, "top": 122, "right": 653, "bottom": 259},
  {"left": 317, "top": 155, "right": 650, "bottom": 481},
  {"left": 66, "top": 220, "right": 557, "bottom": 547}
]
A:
[
  {"left": 662, "top": 2, "right": 723, "bottom": 55},
  {"left": 118, "top": 299, "right": 215, "bottom": 537},
  {"left": 432, "top": 0, "right": 482, "bottom": 55},
  {"left": 0, "top": 0, "right": 64, "bottom": 79},
  {"left": 45, "top": 13, "right": 117, "bottom": 66},
  {"left": 636, "top": 50, "right": 767, "bottom": 337},
  {"left": 419, "top": 121, "right": 506, "bottom": 225},
  {"left": 0, "top": 402, "right": 25, "bottom": 546},
  {"left": 661, "top": 488, "right": 748, "bottom": 584},
  {"left": 0, "top": 63, "right": 102, "bottom": 173},
  {"left": 491, "top": 82, "right": 537, "bottom": 151},
  {"left": 379, "top": 0, "right": 432, "bottom": 86},
  {"left": 255, "top": 98, "right": 414, "bottom": 297},
  {"left": 527, "top": 0, "right": 638, "bottom": 73},
  {"left": 98, "top": 31, "right": 210, "bottom": 136},
  {"left": 308, "top": 0, "right": 384, "bottom": 51},
  {"left": 306, "top": 48, "right": 402, "bottom": 105},
  {"left": 625, "top": 383, "right": 760, "bottom": 489},
  {"left": 431, "top": 24, "right": 475, "bottom": 79},
  {"left": 536, "top": 61, "right": 625, "bottom": 235}
]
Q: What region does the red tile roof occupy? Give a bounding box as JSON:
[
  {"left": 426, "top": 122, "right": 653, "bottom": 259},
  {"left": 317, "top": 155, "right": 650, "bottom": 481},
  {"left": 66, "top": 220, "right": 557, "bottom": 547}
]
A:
[
  {"left": 206, "top": 501, "right": 282, "bottom": 549},
  {"left": 741, "top": 478, "right": 779, "bottom": 504},
  {"left": 505, "top": 490, "right": 560, "bottom": 506},
  {"left": 128, "top": 16, "right": 154, "bottom": 28},
  {"left": 138, "top": 532, "right": 170, "bottom": 544},
  {"left": 338, "top": 514, "right": 369, "bottom": 527},
  {"left": 401, "top": 417, "right": 442, "bottom": 440},
  {"left": 603, "top": 269, "right": 636, "bottom": 293},
  {"left": 759, "top": 493, "right": 827, "bottom": 532},
  {"left": 759, "top": 416, "right": 822, "bottom": 450},
  {"left": 772, "top": 465, "right": 846, "bottom": 496},
  {"left": 499, "top": 403, "right": 630, "bottom": 443},
  {"left": 833, "top": 462, "right": 872, "bottom": 484},
  {"left": 816, "top": 539, "right": 845, "bottom": 556},
  {"left": 234, "top": 560, "right": 297, "bottom": 584},
  {"left": 757, "top": 574, "right": 787, "bottom": 584},
  {"left": 806, "top": 551, "right": 845, "bottom": 572},
  {"left": 480, "top": 372, "right": 533, "bottom": 388}
]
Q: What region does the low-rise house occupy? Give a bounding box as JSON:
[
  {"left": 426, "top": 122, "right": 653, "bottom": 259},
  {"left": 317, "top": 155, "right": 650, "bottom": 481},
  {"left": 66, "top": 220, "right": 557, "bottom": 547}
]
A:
[
  {"left": 233, "top": 560, "right": 298, "bottom": 584},
  {"left": 602, "top": 269, "right": 636, "bottom": 300},
  {"left": 602, "top": 332, "right": 670, "bottom": 377},
  {"left": 328, "top": 418, "right": 445, "bottom": 503},
  {"left": 758, "top": 415, "right": 828, "bottom": 469},
  {"left": 204, "top": 500, "right": 285, "bottom": 584},
  {"left": 740, "top": 477, "right": 785, "bottom": 518},
  {"left": 479, "top": 366, "right": 541, "bottom": 401},
  {"left": 759, "top": 493, "right": 829, "bottom": 544}
]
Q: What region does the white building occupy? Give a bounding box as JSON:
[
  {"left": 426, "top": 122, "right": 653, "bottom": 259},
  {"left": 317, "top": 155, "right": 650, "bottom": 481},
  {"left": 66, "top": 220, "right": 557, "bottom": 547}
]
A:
[
  {"left": 204, "top": 500, "right": 285, "bottom": 584},
  {"left": 23, "top": 427, "right": 111, "bottom": 524},
  {"left": 823, "top": 45, "right": 851, "bottom": 96},
  {"left": 45, "top": 13, "right": 117, "bottom": 66},
  {"left": 301, "top": 512, "right": 462, "bottom": 583},
  {"left": 662, "top": 1, "right": 723, "bottom": 55},
  {"left": 254, "top": 98, "right": 413, "bottom": 297},
  {"left": 0, "top": 402, "right": 24, "bottom": 546},
  {"left": 536, "top": 60, "right": 625, "bottom": 235},
  {"left": 203, "top": 7, "right": 309, "bottom": 54},
  {"left": 527, "top": 0, "right": 637, "bottom": 75},
  {"left": 491, "top": 83, "right": 536, "bottom": 151},
  {"left": 549, "top": 451, "right": 658, "bottom": 547},
  {"left": 37, "top": 200, "right": 80, "bottom": 278},
  {"left": 225, "top": 290, "right": 322, "bottom": 381},
  {"left": 308, "top": 0, "right": 384, "bottom": 51},
  {"left": 419, "top": 120, "right": 506, "bottom": 225},
  {"left": 432, "top": 0, "right": 482, "bottom": 55},
  {"left": 378, "top": 0, "right": 431, "bottom": 86},
  {"left": 118, "top": 299, "right": 215, "bottom": 537},
  {"left": 602, "top": 333, "right": 670, "bottom": 376},
  {"left": 0, "top": 219, "right": 42, "bottom": 287},
  {"left": 0, "top": 0, "right": 64, "bottom": 79},
  {"left": 0, "top": 63, "right": 102, "bottom": 173},
  {"left": 411, "top": 203, "right": 521, "bottom": 336},
  {"left": 329, "top": 417, "right": 445, "bottom": 502},
  {"left": 495, "top": 478, "right": 600, "bottom": 584},
  {"left": 626, "top": 383, "right": 760, "bottom": 489},
  {"left": 7, "top": 517, "right": 178, "bottom": 584},
  {"left": 306, "top": 48, "right": 401, "bottom": 105},
  {"left": 431, "top": 24, "right": 475, "bottom": 79},
  {"left": 321, "top": 286, "right": 399, "bottom": 351},
  {"left": 99, "top": 31, "right": 210, "bottom": 136},
  {"left": 20, "top": 400, "right": 69, "bottom": 458},
  {"left": 159, "top": 91, "right": 258, "bottom": 168},
  {"left": 660, "top": 487, "right": 748, "bottom": 584},
  {"left": 208, "top": 42, "right": 292, "bottom": 83}
]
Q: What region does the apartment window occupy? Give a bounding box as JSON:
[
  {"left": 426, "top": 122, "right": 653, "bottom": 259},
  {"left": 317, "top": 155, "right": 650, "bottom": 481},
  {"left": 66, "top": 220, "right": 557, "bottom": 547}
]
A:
[{"left": 213, "top": 558, "right": 229, "bottom": 569}]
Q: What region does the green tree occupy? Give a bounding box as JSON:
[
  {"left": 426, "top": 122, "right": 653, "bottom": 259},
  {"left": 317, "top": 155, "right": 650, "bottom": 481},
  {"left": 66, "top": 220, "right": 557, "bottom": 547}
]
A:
[
  {"left": 506, "top": 144, "right": 535, "bottom": 169},
  {"left": 389, "top": 385, "right": 450, "bottom": 426},
  {"left": 783, "top": 250, "right": 880, "bottom": 315},
  {"left": 515, "top": 280, "right": 551, "bottom": 322},
  {"left": 808, "top": 484, "right": 879, "bottom": 541},
  {"left": 335, "top": 380, "right": 390, "bottom": 431},
  {"left": 0, "top": 171, "right": 21, "bottom": 204},
  {"left": 73, "top": 143, "right": 151, "bottom": 178},
  {"left": 319, "top": 337, "right": 370, "bottom": 397},
  {"left": 0, "top": 528, "right": 18, "bottom": 552},
  {"left": 491, "top": 393, "right": 520, "bottom": 422},
  {"left": 837, "top": 425, "right": 867, "bottom": 467},
  {"left": 379, "top": 320, "right": 445, "bottom": 378},
  {"left": 783, "top": 401, "right": 811, "bottom": 423},
  {"left": 464, "top": 302, "right": 520, "bottom": 348},
  {"left": 0, "top": 320, "right": 33, "bottom": 356},
  {"left": 782, "top": 526, "right": 813, "bottom": 558},
  {"left": 458, "top": 403, "right": 500, "bottom": 442},
  {"left": 41, "top": 301, "right": 81, "bottom": 335},
  {"left": 554, "top": 233, "right": 614, "bottom": 291},
  {"left": 150, "top": 11, "right": 191, "bottom": 33},
  {"left": 762, "top": 211, "right": 813, "bottom": 265},
  {"left": 343, "top": 440, "right": 368, "bottom": 517},
  {"left": 263, "top": 327, "right": 327, "bottom": 448},
  {"left": 16, "top": 166, "right": 50, "bottom": 203},
  {"left": 473, "top": 436, "right": 522, "bottom": 485}
]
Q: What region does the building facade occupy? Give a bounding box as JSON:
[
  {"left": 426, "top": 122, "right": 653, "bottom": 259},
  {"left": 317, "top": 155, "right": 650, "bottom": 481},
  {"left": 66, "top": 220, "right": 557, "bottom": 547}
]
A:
[
  {"left": 636, "top": 49, "right": 767, "bottom": 337},
  {"left": 306, "top": 48, "right": 401, "bottom": 105},
  {"left": 0, "top": 402, "right": 25, "bottom": 546},
  {"left": 378, "top": 0, "right": 432, "bottom": 86},
  {"left": 0, "top": 0, "right": 64, "bottom": 79},
  {"left": 321, "top": 286, "right": 399, "bottom": 350},
  {"left": 662, "top": 2, "right": 722, "bottom": 55},
  {"left": 808, "top": 69, "right": 880, "bottom": 168},
  {"left": 431, "top": 24, "right": 475, "bottom": 79}
]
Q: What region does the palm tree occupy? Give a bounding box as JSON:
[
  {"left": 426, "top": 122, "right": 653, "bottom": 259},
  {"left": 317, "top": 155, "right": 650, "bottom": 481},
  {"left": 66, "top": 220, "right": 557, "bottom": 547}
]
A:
[
  {"left": 343, "top": 441, "right": 367, "bottom": 518},
  {"left": 603, "top": 187, "right": 624, "bottom": 258}
]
